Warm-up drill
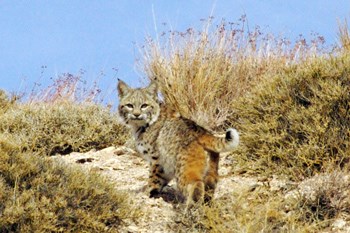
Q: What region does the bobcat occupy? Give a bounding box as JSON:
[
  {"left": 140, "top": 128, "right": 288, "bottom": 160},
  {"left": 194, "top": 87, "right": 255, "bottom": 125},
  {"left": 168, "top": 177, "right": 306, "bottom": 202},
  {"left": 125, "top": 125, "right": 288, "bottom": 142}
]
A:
[{"left": 117, "top": 79, "right": 239, "bottom": 207}]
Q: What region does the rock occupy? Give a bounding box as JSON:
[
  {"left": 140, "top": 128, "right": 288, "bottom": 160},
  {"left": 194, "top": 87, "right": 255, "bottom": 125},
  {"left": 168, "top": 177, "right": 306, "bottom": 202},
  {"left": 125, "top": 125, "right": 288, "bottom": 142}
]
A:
[
  {"left": 114, "top": 146, "right": 137, "bottom": 156},
  {"left": 269, "top": 175, "right": 291, "bottom": 191},
  {"left": 100, "top": 146, "right": 116, "bottom": 153},
  {"left": 126, "top": 225, "right": 139, "bottom": 233},
  {"left": 332, "top": 218, "right": 347, "bottom": 230},
  {"left": 75, "top": 157, "right": 94, "bottom": 163}
]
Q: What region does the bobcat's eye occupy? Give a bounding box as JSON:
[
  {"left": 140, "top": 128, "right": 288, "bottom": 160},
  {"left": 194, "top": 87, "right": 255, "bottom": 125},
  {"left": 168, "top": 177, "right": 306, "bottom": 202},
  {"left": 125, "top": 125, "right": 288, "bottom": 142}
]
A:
[
  {"left": 140, "top": 104, "right": 148, "bottom": 109},
  {"left": 125, "top": 104, "right": 134, "bottom": 109}
]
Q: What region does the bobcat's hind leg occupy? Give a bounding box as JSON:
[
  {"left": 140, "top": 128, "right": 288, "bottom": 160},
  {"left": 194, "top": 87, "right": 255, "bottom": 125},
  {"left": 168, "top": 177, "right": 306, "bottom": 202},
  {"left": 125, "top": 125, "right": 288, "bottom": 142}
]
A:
[
  {"left": 204, "top": 151, "right": 220, "bottom": 203},
  {"left": 177, "top": 144, "right": 207, "bottom": 207}
]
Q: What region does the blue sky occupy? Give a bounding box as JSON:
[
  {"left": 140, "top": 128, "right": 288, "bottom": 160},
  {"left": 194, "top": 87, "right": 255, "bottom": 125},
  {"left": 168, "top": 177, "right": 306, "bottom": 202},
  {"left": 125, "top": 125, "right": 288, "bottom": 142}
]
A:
[{"left": 0, "top": 1, "right": 349, "bottom": 102}]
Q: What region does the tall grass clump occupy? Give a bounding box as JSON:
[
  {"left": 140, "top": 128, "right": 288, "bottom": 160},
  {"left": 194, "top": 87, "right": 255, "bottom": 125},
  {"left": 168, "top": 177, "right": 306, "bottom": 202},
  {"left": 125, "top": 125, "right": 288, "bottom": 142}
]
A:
[
  {"left": 141, "top": 17, "right": 325, "bottom": 130},
  {"left": 229, "top": 19, "right": 350, "bottom": 179}
]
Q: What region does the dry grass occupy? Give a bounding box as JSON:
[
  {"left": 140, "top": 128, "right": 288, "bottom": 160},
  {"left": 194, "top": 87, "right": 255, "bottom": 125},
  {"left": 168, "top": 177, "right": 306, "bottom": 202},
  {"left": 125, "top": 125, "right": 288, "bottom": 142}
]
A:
[
  {"left": 231, "top": 53, "right": 350, "bottom": 179},
  {"left": 141, "top": 17, "right": 325, "bottom": 130},
  {"left": 0, "top": 75, "right": 127, "bottom": 156},
  {"left": 0, "top": 139, "right": 137, "bottom": 232},
  {"left": 172, "top": 186, "right": 318, "bottom": 233},
  {"left": 296, "top": 170, "right": 350, "bottom": 223},
  {"left": 338, "top": 19, "right": 350, "bottom": 51},
  {"left": 171, "top": 170, "right": 350, "bottom": 232},
  {"left": 0, "top": 90, "right": 18, "bottom": 113},
  {"left": 0, "top": 101, "right": 127, "bottom": 155},
  {"left": 27, "top": 73, "right": 104, "bottom": 104}
]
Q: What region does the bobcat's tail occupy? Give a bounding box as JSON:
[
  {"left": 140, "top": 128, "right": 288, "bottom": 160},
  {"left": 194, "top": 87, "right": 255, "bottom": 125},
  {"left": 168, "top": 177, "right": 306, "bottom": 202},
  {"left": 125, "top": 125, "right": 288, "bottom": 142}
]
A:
[{"left": 198, "top": 128, "right": 239, "bottom": 153}]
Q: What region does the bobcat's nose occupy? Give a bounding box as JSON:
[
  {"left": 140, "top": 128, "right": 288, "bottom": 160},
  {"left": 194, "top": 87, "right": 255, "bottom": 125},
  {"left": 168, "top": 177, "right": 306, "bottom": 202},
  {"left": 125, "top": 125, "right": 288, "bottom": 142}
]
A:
[{"left": 134, "top": 113, "right": 141, "bottom": 118}]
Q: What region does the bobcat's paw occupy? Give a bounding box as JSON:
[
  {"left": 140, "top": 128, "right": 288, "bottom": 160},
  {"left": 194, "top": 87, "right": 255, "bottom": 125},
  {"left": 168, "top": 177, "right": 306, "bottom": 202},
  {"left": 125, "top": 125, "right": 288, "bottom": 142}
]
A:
[{"left": 149, "top": 189, "right": 161, "bottom": 198}]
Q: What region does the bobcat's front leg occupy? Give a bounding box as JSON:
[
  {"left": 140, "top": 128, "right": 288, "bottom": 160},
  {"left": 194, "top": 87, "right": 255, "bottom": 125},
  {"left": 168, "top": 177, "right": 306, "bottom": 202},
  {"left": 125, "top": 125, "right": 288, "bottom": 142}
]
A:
[{"left": 148, "top": 162, "right": 169, "bottom": 198}]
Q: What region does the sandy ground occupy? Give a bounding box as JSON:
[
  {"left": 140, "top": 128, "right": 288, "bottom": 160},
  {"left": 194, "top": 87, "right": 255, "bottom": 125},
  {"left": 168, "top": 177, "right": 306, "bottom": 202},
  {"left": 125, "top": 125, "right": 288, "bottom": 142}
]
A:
[{"left": 52, "top": 146, "right": 350, "bottom": 233}]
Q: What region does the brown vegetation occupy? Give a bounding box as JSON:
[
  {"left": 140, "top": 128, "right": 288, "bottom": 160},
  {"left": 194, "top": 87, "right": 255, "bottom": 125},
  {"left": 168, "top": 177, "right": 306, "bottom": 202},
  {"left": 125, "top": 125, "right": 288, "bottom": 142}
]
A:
[
  {"left": 1, "top": 16, "right": 350, "bottom": 232},
  {"left": 140, "top": 18, "right": 350, "bottom": 232}
]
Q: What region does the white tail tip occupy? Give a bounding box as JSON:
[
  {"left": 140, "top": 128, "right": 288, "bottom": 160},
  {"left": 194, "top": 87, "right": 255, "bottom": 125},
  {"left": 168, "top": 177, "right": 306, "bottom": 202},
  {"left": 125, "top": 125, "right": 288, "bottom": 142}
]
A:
[{"left": 226, "top": 128, "right": 239, "bottom": 149}]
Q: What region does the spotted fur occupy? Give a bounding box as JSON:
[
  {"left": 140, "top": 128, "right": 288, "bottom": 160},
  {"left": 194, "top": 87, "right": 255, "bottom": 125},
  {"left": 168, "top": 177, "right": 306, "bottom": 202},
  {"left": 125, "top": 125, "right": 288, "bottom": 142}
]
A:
[{"left": 117, "top": 80, "right": 239, "bottom": 206}]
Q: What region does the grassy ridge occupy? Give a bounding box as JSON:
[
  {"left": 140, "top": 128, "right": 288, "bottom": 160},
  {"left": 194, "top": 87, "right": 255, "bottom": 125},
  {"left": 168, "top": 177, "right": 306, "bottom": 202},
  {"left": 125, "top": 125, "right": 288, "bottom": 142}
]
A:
[
  {"left": 142, "top": 18, "right": 350, "bottom": 180},
  {"left": 0, "top": 74, "right": 127, "bottom": 156},
  {"left": 0, "top": 143, "right": 132, "bottom": 232}
]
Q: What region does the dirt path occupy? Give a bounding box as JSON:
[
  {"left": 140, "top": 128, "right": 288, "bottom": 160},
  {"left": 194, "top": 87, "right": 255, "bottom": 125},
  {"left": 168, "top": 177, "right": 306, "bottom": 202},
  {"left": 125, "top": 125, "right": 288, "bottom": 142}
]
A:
[{"left": 52, "top": 146, "right": 350, "bottom": 232}]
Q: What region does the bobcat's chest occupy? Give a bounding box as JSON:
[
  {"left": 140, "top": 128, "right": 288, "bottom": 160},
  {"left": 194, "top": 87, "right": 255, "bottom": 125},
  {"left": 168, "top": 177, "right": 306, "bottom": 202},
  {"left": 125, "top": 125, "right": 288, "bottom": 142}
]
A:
[
  {"left": 134, "top": 125, "right": 159, "bottom": 162},
  {"left": 136, "top": 140, "right": 154, "bottom": 163},
  {"left": 135, "top": 132, "right": 176, "bottom": 180}
]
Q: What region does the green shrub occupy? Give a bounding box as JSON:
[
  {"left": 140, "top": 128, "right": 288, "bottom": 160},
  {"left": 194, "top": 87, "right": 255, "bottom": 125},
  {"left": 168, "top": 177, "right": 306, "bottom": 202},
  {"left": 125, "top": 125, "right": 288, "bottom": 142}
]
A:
[
  {"left": 0, "top": 139, "right": 136, "bottom": 232},
  {"left": 0, "top": 101, "right": 127, "bottom": 155},
  {"left": 231, "top": 53, "right": 350, "bottom": 179}
]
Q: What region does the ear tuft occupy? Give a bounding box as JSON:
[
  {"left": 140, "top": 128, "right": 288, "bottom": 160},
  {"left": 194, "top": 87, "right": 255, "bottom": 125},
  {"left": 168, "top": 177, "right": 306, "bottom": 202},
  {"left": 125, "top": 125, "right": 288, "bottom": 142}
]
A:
[
  {"left": 147, "top": 81, "right": 158, "bottom": 97},
  {"left": 148, "top": 81, "right": 158, "bottom": 94}
]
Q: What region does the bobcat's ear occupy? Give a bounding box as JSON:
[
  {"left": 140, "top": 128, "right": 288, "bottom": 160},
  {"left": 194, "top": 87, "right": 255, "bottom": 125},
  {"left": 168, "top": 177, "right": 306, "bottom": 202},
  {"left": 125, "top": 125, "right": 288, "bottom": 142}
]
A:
[
  {"left": 146, "top": 80, "right": 158, "bottom": 97},
  {"left": 117, "top": 79, "right": 131, "bottom": 98}
]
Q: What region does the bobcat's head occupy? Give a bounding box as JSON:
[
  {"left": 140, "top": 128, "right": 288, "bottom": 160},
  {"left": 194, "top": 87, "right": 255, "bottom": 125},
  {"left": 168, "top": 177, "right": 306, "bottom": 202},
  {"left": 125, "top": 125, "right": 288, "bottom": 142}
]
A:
[{"left": 117, "top": 80, "right": 160, "bottom": 128}]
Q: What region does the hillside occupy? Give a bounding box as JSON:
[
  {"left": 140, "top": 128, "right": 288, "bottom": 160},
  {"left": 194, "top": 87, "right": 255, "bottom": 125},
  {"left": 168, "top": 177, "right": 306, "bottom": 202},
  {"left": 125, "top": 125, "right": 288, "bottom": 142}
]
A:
[{"left": 1, "top": 19, "right": 350, "bottom": 232}]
